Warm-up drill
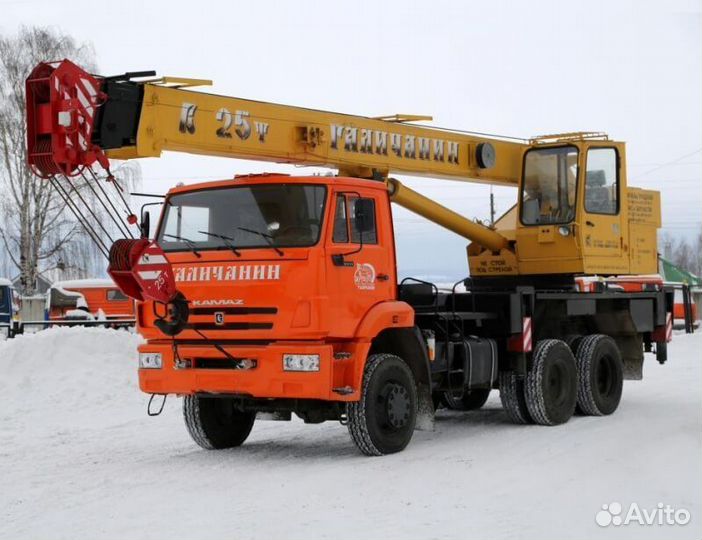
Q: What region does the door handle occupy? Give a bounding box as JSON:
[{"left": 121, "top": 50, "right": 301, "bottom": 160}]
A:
[
  {"left": 586, "top": 220, "right": 595, "bottom": 227},
  {"left": 376, "top": 273, "right": 390, "bottom": 281},
  {"left": 331, "top": 254, "right": 353, "bottom": 267}
]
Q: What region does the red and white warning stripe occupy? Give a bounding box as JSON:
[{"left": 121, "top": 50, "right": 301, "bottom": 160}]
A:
[
  {"left": 665, "top": 312, "right": 673, "bottom": 342},
  {"left": 507, "top": 316, "right": 533, "bottom": 353},
  {"left": 522, "top": 316, "right": 533, "bottom": 352},
  {"left": 136, "top": 251, "right": 168, "bottom": 281}
]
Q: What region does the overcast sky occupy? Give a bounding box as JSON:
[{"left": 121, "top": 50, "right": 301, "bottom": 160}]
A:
[{"left": 3, "top": 0, "right": 701, "bottom": 279}]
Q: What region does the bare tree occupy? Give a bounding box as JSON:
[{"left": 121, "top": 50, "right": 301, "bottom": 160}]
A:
[
  {"left": 659, "top": 228, "right": 702, "bottom": 278},
  {"left": 0, "top": 27, "right": 141, "bottom": 293}
]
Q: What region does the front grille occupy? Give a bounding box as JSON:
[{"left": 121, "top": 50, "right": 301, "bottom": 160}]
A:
[{"left": 185, "top": 305, "right": 276, "bottom": 332}]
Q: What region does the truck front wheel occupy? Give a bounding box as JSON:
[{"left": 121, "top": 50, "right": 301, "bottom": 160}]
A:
[
  {"left": 574, "top": 334, "right": 623, "bottom": 416},
  {"left": 347, "top": 354, "right": 418, "bottom": 456},
  {"left": 183, "top": 395, "right": 256, "bottom": 449},
  {"left": 525, "top": 339, "right": 577, "bottom": 425}
]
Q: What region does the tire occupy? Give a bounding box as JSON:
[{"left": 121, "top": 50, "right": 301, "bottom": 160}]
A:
[
  {"left": 183, "top": 395, "right": 256, "bottom": 449},
  {"left": 347, "top": 353, "right": 418, "bottom": 456},
  {"left": 442, "top": 388, "right": 491, "bottom": 411},
  {"left": 575, "top": 334, "right": 623, "bottom": 416},
  {"left": 564, "top": 334, "right": 583, "bottom": 353},
  {"left": 499, "top": 372, "right": 533, "bottom": 424},
  {"left": 525, "top": 339, "right": 577, "bottom": 425}
]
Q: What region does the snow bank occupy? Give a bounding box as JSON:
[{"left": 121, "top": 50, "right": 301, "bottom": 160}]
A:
[
  {"left": 0, "top": 328, "right": 700, "bottom": 540},
  {"left": 0, "top": 326, "right": 142, "bottom": 427}
]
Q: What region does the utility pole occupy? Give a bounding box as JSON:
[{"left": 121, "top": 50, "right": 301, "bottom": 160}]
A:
[{"left": 489, "top": 186, "right": 496, "bottom": 227}]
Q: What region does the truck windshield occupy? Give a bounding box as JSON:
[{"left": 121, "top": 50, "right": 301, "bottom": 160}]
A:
[
  {"left": 521, "top": 146, "right": 578, "bottom": 225},
  {"left": 158, "top": 184, "right": 327, "bottom": 252}
]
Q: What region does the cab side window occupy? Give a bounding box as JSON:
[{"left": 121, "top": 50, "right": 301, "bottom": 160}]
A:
[
  {"left": 332, "top": 194, "right": 378, "bottom": 244},
  {"left": 585, "top": 148, "right": 618, "bottom": 215},
  {"left": 332, "top": 194, "right": 349, "bottom": 243}
]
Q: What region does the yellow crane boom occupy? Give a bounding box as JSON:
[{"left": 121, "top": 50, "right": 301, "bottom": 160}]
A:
[{"left": 106, "top": 79, "right": 526, "bottom": 187}]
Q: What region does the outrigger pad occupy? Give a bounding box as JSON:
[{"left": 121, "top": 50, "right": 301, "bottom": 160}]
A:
[{"left": 108, "top": 239, "right": 177, "bottom": 304}]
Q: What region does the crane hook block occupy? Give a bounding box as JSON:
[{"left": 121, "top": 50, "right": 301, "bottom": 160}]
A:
[
  {"left": 26, "top": 59, "right": 108, "bottom": 178},
  {"left": 108, "top": 239, "right": 178, "bottom": 304}
]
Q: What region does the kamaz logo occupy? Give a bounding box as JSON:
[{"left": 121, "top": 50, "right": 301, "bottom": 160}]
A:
[{"left": 192, "top": 299, "right": 244, "bottom": 307}]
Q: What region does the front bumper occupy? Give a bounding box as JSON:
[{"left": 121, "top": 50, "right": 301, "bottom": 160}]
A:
[{"left": 138, "top": 341, "right": 346, "bottom": 401}]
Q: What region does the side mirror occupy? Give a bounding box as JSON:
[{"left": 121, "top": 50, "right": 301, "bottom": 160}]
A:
[
  {"left": 140, "top": 211, "right": 151, "bottom": 239},
  {"left": 354, "top": 198, "right": 375, "bottom": 234}
]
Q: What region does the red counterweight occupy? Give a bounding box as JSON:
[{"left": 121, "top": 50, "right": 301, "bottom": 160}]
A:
[
  {"left": 26, "top": 59, "right": 108, "bottom": 178},
  {"left": 108, "top": 239, "right": 177, "bottom": 304}
]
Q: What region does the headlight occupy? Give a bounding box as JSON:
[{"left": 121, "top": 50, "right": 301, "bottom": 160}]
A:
[
  {"left": 139, "top": 352, "right": 162, "bottom": 369},
  {"left": 283, "top": 354, "right": 320, "bottom": 372}
]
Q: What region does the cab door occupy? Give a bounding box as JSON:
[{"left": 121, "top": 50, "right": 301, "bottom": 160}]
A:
[
  {"left": 580, "top": 146, "right": 627, "bottom": 273},
  {"left": 325, "top": 188, "right": 394, "bottom": 337}
]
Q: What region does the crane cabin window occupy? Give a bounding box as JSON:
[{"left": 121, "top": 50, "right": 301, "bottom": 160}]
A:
[
  {"left": 158, "top": 184, "right": 327, "bottom": 251},
  {"left": 585, "top": 148, "right": 619, "bottom": 215},
  {"left": 521, "top": 146, "right": 579, "bottom": 225}
]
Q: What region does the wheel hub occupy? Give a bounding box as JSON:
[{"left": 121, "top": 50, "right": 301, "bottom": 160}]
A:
[{"left": 385, "top": 383, "right": 411, "bottom": 429}]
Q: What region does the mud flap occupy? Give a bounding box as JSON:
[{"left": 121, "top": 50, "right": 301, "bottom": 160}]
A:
[
  {"left": 415, "top": 383, "right": 435, "bottom": 431},
  {"left": 617, "top": 334, "right": 644, "bottom": 380}
]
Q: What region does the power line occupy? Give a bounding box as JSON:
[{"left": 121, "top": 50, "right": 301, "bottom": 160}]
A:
[{"left": 631, "top": 147, "right": 702, "bottom": 180}]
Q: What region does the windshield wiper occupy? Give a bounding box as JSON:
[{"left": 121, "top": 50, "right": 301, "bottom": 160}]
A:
[
  {"left": 198, "top": 231, "right": 241, "bottom": 257},
  {"left": 237, "top": 226, "right": 284, "bottom": 256},
  {"left": 162, "top": 233, "right": 202, "bottom": 258}
]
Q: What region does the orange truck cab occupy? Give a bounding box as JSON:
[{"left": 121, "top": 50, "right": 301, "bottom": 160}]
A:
[{"left": 137, "top": 175, "right": 423, "bottom": 433}]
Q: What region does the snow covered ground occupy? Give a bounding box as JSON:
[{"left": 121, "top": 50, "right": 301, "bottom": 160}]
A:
[{"left": 0, "top": 327, "right": 700, "bottom": 540}]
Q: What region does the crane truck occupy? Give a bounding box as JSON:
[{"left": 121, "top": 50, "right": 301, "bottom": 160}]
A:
[{"left": 25, "top": 60, "right": 674, "bottom": 455}]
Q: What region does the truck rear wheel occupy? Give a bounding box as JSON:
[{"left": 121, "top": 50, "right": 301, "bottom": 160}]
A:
[
  {"left": 183, "top": 395, "right": 256, "bottom": 449},
  {"left": 525, "top": 339, "right": 577, "bottom": 425},
  {"left": 347, "top": 353, "right": 417, "bottom": 456},
  {"left": 499, "top": 372, "right": 533, "bottom": 424},
  {"left": 442, "top": 388, "right": 491, "bottom": 411},
  {"left": 575, "top": 334, "right": 623, "bottom": 416}
]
